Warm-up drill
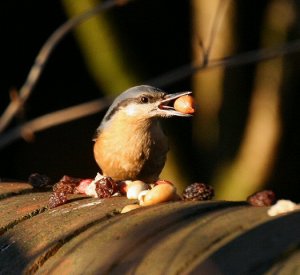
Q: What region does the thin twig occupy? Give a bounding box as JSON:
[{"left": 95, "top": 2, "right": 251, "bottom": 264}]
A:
[
  {"left": 3, "top": 38, "right": 300, "bottom": 149},
  {"left": 2, "top": 0, "right": 300, "bottom": 148},
  {"left": 194, "top": 0, "right": 231, "bottom": 67},
  {"left": 197, "top": 38, "right": 208, "bottom": 66},
  {"left": 149, "top": 39, "right": 300, "bottom": 87},
  {"left": 0, "top": 0, "right": 131, "bottom": 133},
  {"left": 0, "top": 97, "right": 112, "bottom": 149},
  {"left": 205, "top": 0, "right": 231, "bottom": 59}
]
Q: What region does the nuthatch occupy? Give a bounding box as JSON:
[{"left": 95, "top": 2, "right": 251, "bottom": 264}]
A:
[{"left": 93, "top": 85, "right": 192, "bottom": 183}]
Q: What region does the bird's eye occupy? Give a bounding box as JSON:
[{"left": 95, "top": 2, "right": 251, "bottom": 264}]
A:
[{"left": 140, "top": 96, "right": 149, "bottom": 103}]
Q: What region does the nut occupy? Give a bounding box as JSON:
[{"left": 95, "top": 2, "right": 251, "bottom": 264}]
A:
[
  {"left": 121, "top": 204, "right": 141, "bottom": 213},
  {"left": 138, "top": 190, "right": 149, "bottom": 204},
  {"left": 174, "top": 95, "right": 195, "bottom": 114},
  {"left": 141, "top": 183, "right": 176, "bottom": 206},
  {"left": 76, "top": 179, "right": 93, "bottom": 194},
  {"left": 155, "top": 179, "right": 174, "bottom": 185},
  {"left": 126, "top": 180, "right": 149, "bottom": 199},
  {"left": 85, "top": 173, "right": 104, "bottom": 197},
  {"left": 267, "top": 199, "right": 297, "bottom": 216}
]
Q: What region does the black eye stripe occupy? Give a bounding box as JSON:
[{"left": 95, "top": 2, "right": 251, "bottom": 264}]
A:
[
  {"left": 102, "top": 98, "right": 133, "bottom": 123},
  {"left": 138, "top": 95, "right": 157, "bottom": 104},
  {"left": 102, "top": 91, "right": 166, "bottom": 124}
]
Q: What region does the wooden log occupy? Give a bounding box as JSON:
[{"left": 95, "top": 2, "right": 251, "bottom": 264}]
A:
[
  {"left": 0, "top": 182, "right": 299, "bottom": 274},
  {"left": 0, "top": 182, "right": 32, "bottom": 198}
]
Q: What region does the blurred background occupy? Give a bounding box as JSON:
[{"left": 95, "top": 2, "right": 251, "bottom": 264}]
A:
[{"left": 0, "top": 0, "right": 299, "bottom": 201}]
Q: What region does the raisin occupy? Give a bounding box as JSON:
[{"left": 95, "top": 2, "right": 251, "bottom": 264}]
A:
[
  {"left": 95, "top": 177, "right": 117, "bottom": 198},
  {"left": 247, "top": 190, "right": 276, "bottom": 206},
  {"left": 53, "top": 175, "right": 81, "bottom": 194},
  {"left": 183, "top": 183, "right": 214, "bottom": 201},
  {"left": 60, "top": 175, "right": 82, "bottom": 185},
  {"left": 28, "top": 173, "right": 51, "bottom": 188},
  {"left": 48, "top": 175, "right": 83, "bottom": 208},
  {"left": 48, "top": 192, "right": 67, "bottom": 209}
]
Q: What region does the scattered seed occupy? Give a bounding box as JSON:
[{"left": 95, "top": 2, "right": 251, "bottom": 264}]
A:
[{"left": 121, "top": 204, "right": 141, "bottom": 213}]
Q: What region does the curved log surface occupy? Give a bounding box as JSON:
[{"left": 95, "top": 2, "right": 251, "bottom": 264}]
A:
[{"left": 0, "top": 182, "right": 299, "bottom": 275}]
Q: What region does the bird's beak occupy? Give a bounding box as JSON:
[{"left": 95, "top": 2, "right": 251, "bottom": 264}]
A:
[{"left": 157, "top": 91, "right": 193, "bottom": 117}]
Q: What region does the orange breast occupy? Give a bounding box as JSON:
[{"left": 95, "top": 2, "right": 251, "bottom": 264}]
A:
[{"left": 93, "top": 116, "right": 168, "bottom": 182}]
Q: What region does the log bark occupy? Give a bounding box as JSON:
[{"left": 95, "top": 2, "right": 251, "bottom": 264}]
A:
[{"left": 0, "top": 182, "right": 299, "bottom": 274}]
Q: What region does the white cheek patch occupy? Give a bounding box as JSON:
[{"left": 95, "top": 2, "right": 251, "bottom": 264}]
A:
[{"left": 125, "top": 105, "right": 139, "bottom": 116}]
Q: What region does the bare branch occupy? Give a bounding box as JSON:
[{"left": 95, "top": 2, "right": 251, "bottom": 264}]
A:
[
  {"left": 4, "top": 37, "right": 300, "bottom": 149},
  {"left": 196, "top": 37, "right": 209, "bottom": 66},
  {"left": 2, "top": 39, "right": 300, "bottom": 149},
  {"left": 2, "top": 0, "right": 300, "bottom": 150},
  {"left": 149, "top": 39, "right": 300, "bottom": 87},
  {"left": 0, "top": 0, "right": 132, "bottom": 133},
  {"left": 205, "top": 0, "right": 231, "bottom": 59},
  {"left": 0, "top": 97, "right": 112, "bottom": 149}
]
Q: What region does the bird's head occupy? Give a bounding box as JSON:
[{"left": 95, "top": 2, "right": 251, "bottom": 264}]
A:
[{"left": 98, "top": 85, "right": 192, "bottom": 131}]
